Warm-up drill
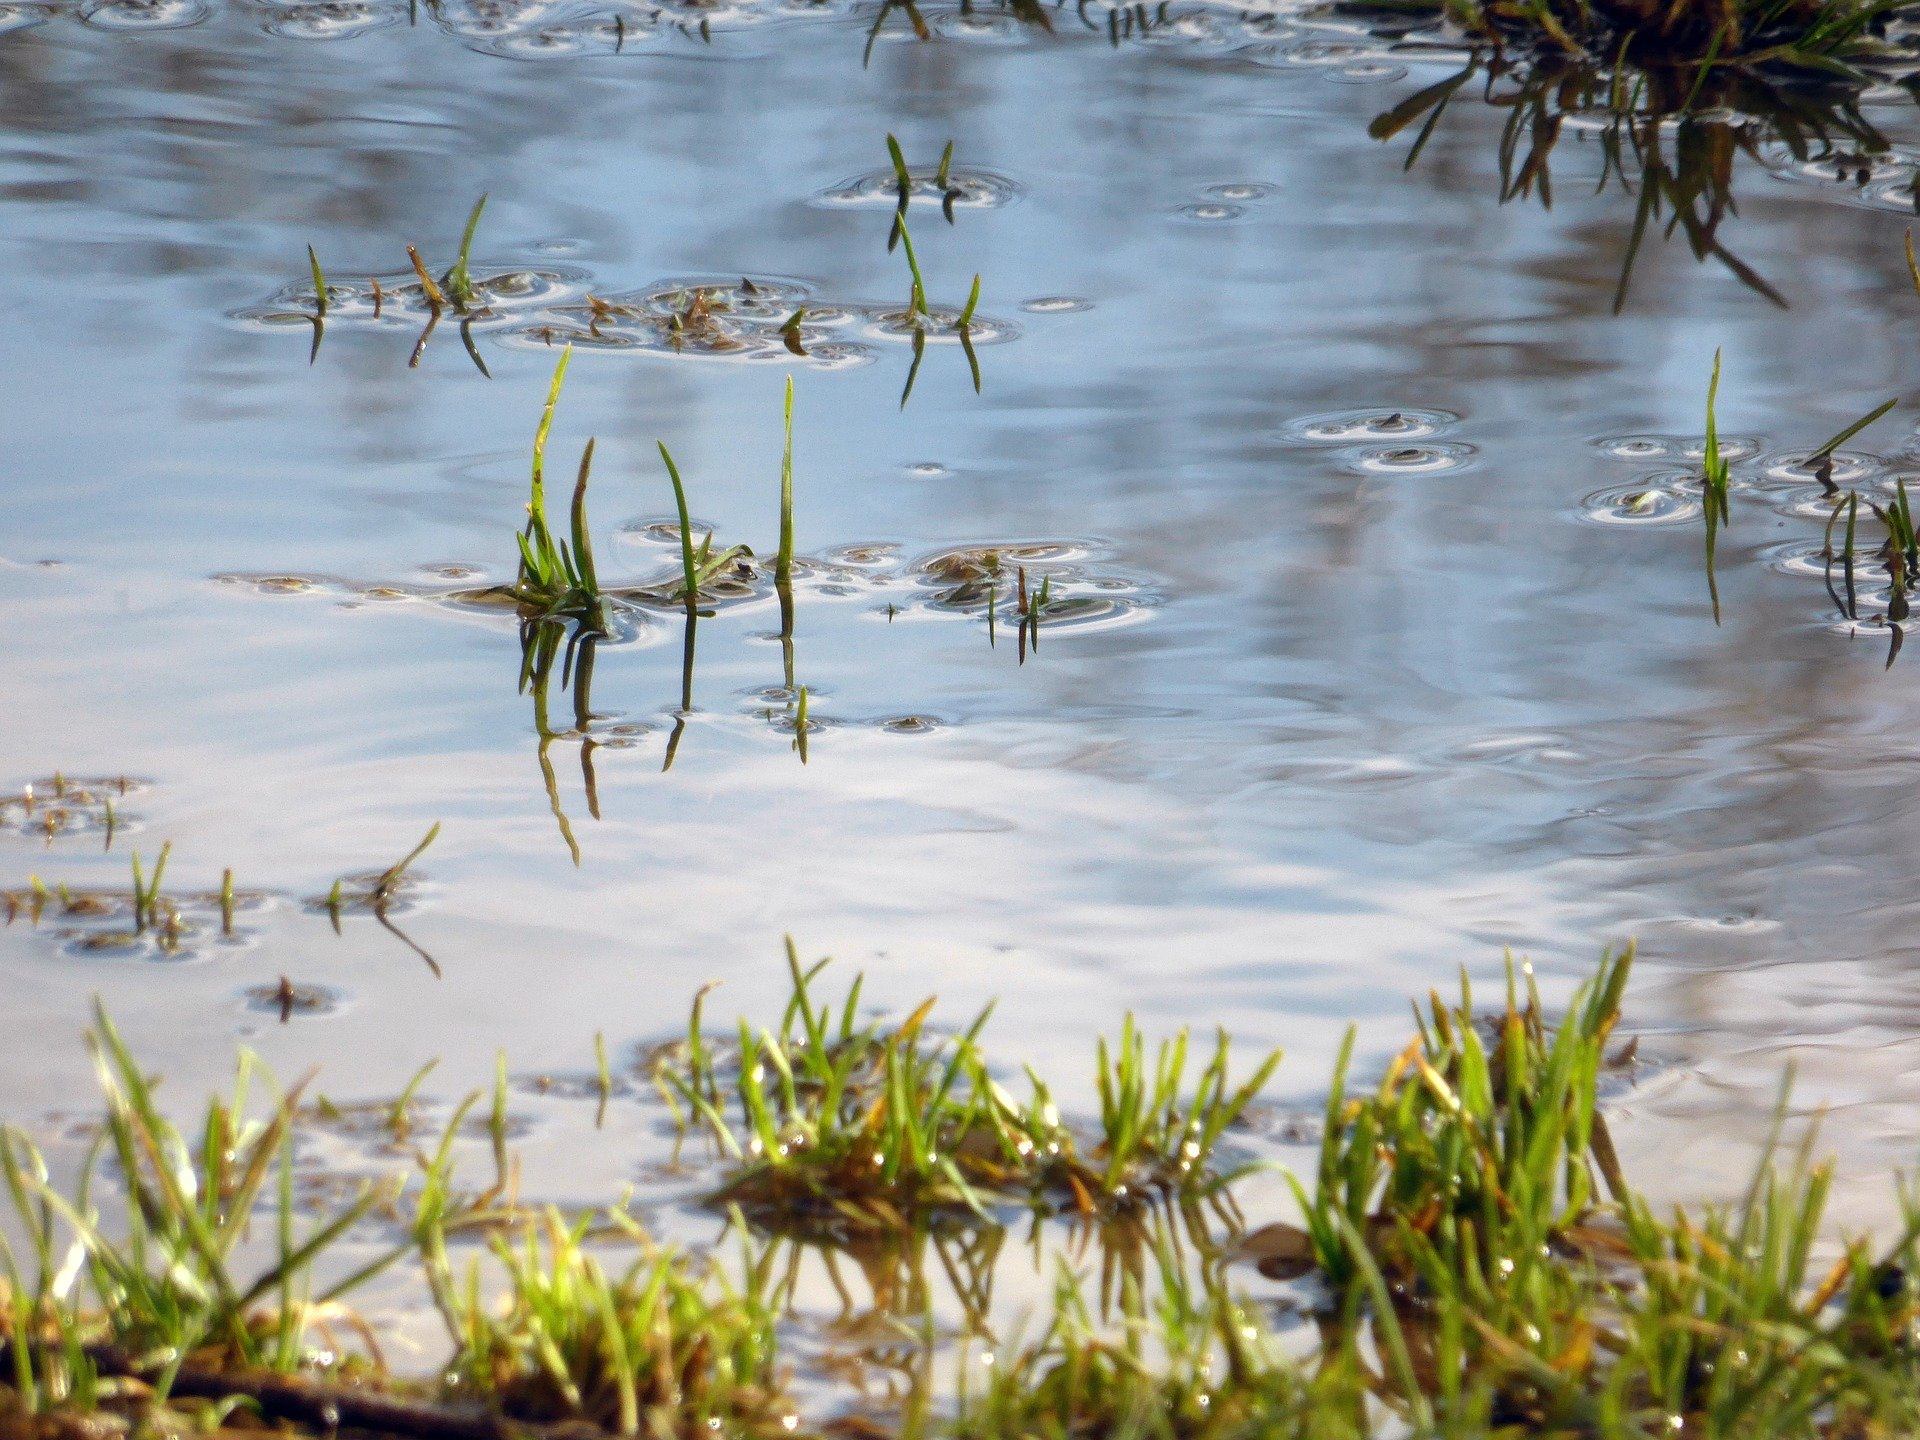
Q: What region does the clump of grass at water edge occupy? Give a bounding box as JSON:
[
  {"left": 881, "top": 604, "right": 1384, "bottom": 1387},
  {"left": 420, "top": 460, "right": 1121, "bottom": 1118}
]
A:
[{"left": 6, "top": 946, "right": 1920, "bottom": 1439}]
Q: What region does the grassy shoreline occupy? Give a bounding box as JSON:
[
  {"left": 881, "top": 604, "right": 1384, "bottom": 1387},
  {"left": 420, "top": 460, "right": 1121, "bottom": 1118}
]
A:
[{"left": 4, "top": 945, "right": 1920, "bottom": 1440}]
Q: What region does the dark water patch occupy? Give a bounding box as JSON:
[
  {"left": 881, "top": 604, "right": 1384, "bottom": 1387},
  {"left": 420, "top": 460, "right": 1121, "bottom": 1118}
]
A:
[
  {"left": 0, "top": 2, "right": 54, "bottom": 29},
  {"left": 1362, "top": 54, "right": 1920, "bottom": 312}
]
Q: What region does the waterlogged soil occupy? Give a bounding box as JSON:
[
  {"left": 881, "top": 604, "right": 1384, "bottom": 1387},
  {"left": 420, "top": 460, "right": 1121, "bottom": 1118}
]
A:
[{"left": 11, "top": 0, "right": 1920, "bottom": 1377}]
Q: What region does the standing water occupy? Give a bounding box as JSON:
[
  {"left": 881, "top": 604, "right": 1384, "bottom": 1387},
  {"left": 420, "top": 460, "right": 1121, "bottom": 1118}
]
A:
[{"left": 7, "top": 0, "right": 1920, "bottom": 1418}]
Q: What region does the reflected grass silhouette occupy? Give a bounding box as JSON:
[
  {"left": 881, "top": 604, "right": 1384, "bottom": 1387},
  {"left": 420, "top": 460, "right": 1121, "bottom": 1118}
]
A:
[{"left": 1375, "top": 53, "right": 1912, "bottom": 311}]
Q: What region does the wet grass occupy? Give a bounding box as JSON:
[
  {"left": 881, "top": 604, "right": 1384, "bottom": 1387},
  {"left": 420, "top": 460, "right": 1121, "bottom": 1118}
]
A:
[
  {"left": 301, "top": 196, "right": 494, "bottom": 375},
  {"left": 10, "top": 950, "right": 1920, "bottom": 1438},
  {"left": 1701, "top": 350, "right": 1731, "bottom": 622},
  {"left": 654, "top": 944, "right": 1282, "bottom": 1238},
  {"left": 1683, "top": 352, "right": 1906, "bottom": 662},
  {"left": 430, "top": 1209, "right": 795, "bottom": 1437},
  {"left": 879, "top": 138, "right": 988, "bottom": 407},
  {"left": 2, "top": 845, "right": 195, "bottom": 955},
  {"left": 1, "top": 1003, "right": 409, "bottom": 1399},
  {"left": 506, "top": 349, "right": 610, "bottom": 631},
  {"left": 1359, "top": 0, "right": 1902, "bottom": 73},
  {"left": 0, "top": 774, "right": 139, "bottom": 849},
  {"left": 317, "top": 823, "right": 443, "bottom": 974}
]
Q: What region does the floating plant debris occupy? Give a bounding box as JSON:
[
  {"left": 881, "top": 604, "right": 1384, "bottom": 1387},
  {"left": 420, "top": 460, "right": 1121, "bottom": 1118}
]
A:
[
  {"left": 1280, "top": 407, "right": 1461, "bottom": 444},
  {"left": 1579, "top": 479, "right": 1706, "bottom": 526},
  {"left": 0, "top": 774, "right": 144, "bottom": 846},
  {"left": 241, "top": 976, "right": 346, "bottom": 1021},
  {"left": 1344, "top": 440, "right": 1477, "bottom": 474},
  {"left": 2, "top": 846, "right": 267, "bottom": 961},
  {"left": 242, "top": 252, "right": 1017, "bottom": 374},
  {"left": 1277, "top": 407, "right": 1478, "bottom": 475}
]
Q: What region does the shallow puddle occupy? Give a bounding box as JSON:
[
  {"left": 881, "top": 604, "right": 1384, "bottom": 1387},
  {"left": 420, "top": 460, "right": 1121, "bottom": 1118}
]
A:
[{"left": 11, "top": 0, "right": 1920, "bottom": 1411}]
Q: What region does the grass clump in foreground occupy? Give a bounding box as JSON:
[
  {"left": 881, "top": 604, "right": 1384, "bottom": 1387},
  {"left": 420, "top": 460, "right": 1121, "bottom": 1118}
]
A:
[
  {"left": 10, "top": 947, "right": 1920, "bottom": 1440},
  {"left": 653, "top": 942, "right": 1278, "bottom": 1237}
]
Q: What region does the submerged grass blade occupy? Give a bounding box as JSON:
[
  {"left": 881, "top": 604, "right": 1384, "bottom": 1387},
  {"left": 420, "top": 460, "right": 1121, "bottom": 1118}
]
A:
[{"left": 777, "top": 377, "right": 795, "bottom": 591}]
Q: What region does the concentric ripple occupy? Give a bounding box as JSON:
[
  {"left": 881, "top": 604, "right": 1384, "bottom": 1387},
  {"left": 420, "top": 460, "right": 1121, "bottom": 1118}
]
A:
[
  {"left": 1580, "top": 483, "right": 1704, "bottom": 527},
  {"left": 0, "top": 3, "right": 56, "bottom": 30},
  {"left": 1594, "top": 433, "right": 1764, "bottom": 463},
  {"left": 814, "top": 168, "right": 1024, "bottom": 212},
  {"left": 78, "top": 0, "right": 206, "bottom": 26},
  {"left": 902, "top": 541, "right": 1155, "bottom": 632},
  {"left": 1173, "top": 202, "right": 1244, "bottom": 223},
  {"left": 1344, "top": 442, "right": 1477, "bottom": 475},
  {"left": 1281, "top": 408, "right": 1459, "bottom": 444},
  {"left": 1753, "top": 448, "right": 1889, "bottom": 488},
  {"left": 233, "top": 264, "right": 593, "bottom": 332},
  {"left": 258, "top": 1, "right": 402, "bottom": 38},
  {"left": 860, "top": 307, "right": 1019, "bottom": 345}
]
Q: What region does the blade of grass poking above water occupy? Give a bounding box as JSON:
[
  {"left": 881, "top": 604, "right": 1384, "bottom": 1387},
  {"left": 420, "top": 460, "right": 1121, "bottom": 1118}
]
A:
[
  {"left": 658, "top": 442, "right": 700, "bottom": 606},
  {"left": 1812, "top": 395, "right": 1898, "bottom": 461},
  {"left": 1703, "top": 349, "right": 1728, "bottom": 625},
  {"left": 521, "top": 347, "right": 572, "bottom": 591},
  {"left": 306, "top": 246, "right": 327, "bottom": 317},
  {"left": 370, "top": 822, "right": 439, "bottom": 906},
  {"left": 406, "top": 245, "right": 446, "bottom": 311},
  {"left": 896, "top": 213, "right": 930, "bottom": 318},
  {"left": 886, "top": 132, "right": 912, "bottom": 210},
  {"left": 569, "top": 438, "right": 599, "bottom": 598},
  {"left": 957, "top": 274, "right": 981, "bottom": 329},
  {"left": 441, "top": 193, "right": 487, "bottom": 311}
]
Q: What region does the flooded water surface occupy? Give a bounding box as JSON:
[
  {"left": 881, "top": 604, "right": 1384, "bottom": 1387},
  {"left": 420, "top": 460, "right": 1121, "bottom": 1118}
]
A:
[{"left": 11, "top": 0, "right": 1920, "bottom": 1379}]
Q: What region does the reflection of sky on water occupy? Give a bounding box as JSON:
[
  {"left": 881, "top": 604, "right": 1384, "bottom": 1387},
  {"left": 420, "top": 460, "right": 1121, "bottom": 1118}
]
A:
[{"left": 8, "top": 2, "right": 1920, "bottom": 1236}]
